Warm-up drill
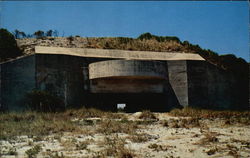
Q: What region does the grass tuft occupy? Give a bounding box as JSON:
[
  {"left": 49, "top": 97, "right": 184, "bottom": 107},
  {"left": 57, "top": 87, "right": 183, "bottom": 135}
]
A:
[
  {"left": 97, "top": 135, "right": 135, "bottom": 158},
  {"left": 170, "top": 107, "right": 250, "bottom": 125},
  {"left": 170, "top": 107, "right": 250, "bottom": 119},
  {"left": 138, "top": 110, "right": 157, "bottom": 120},
  {"left": 25, "top": 145, "right": 42, "bottom": 158},
  {"left": 163, "top": 118, "right": 200, "bottom": 128},
  {"left": 97, "top": 119, "right": 138, "bottom": 135}
]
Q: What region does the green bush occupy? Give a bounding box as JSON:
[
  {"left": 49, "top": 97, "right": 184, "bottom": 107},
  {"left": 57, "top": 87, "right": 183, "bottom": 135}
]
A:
[
  {"left": 137, "top": 32, "right": 153, "bottom": 40},
  {"left": 219, "top": 54, "right": 248, "bottom": 73},
  {"left": 25, "top": 145, "right": 41, "bottom": 158},
  {"left": 137, "top": 32, "right": 181, "bottom": 43},
  {"left": 0, "top": 28, "right": 22, "bottom": 61},
  {"left": 25, "top": 90, "right": 64, "bottom": 112},
  {"left": 116, "top": 37, "right": 133, "bottom": 44},
  {"left": 33, "top": 30, "right": 44, "bottom": 39}
]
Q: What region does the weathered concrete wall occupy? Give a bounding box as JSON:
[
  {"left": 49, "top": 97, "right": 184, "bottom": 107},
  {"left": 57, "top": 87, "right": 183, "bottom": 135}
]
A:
[
  {"left": 187, "top": 61, "right": 249, "bottom": 110},
  {"left": 35, "top": 54, "right": 87, "bottom": 107},
  {"left": 0, "top": 55, "right": 35, "bottom": 111},
  {"left": 186, "top": 61, "right": 208, "bottom": 108},
  {"left": 206, "top": 63, "right": 233, "bottom": 109},
  {"left": 167, "top": 61, "right": 188, "bottom": 107},
  {"left": 35, "top": 54, "right": 113, "bottom": 107},
  {"left": 89, "top": 60, "right": 168, "bottom": 93},
  {"left": 90, "top": 77, "right": 166, "bottom": 93},
  {"left": 89, "top": 60, "right": 168, "bottom": 79}
]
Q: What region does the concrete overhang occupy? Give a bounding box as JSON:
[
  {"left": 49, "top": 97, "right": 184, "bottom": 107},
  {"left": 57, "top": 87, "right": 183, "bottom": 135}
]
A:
[
  {"left": 35, "top": 46, "right": 205, "bottom": 61},
  {"left": 89, "top": 60, "right": 168, "bottom": 79}
]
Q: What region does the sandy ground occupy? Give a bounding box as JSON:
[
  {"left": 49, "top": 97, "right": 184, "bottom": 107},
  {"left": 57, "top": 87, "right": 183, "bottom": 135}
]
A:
[{"left": 1, "top": 112, "right": 249, "bottom": 158}]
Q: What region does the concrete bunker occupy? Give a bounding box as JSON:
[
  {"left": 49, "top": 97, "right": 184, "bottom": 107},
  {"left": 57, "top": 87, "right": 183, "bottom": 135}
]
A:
[{"left": 0, "top": 46, "right": 248, "bottom": 112}]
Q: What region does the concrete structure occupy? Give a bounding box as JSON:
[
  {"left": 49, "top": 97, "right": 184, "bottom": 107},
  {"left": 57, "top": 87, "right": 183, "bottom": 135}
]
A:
[{"left": 0, "top": 46, "right": 248, "bottom": 111}]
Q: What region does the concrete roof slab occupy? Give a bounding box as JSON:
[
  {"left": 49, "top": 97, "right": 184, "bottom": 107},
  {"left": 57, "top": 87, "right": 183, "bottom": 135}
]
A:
[{"left": 35, "top": 46, "right": 205, "bottom": 61}]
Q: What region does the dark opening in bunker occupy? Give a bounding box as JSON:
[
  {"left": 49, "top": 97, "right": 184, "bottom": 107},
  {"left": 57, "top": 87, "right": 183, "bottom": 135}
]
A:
[{"left": 86, "top": 93, "right": 169, "bottom": 112}]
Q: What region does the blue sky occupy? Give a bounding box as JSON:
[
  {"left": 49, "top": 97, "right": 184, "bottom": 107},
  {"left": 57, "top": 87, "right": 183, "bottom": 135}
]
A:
[{"left": 0, "top": 1, "right": 249, "bottom": 61}]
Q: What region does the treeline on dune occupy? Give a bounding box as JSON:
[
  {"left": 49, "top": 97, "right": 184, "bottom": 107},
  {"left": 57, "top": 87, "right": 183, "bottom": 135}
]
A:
[{"left": 0, "top": 28, "right": 248, "bottom": 79}]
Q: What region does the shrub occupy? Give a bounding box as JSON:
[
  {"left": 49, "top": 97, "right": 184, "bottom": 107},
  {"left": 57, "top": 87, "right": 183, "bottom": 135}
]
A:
[
  {"left": 97, "top": 119, "right": 138, "bottom": 135},
  {"left": 128, "top": 133, "right": 150, "bottom": 143},
  {"left": 138, "top": 110, "right": 157, "bottom": 120},
  {"left": 137, "top": 32, "right": 181, "bottom": 43},
  {"left": 137, "top": 32, "right": 153, "bottom": 40},
  {"left": 64, "top": 107, "right": 125, "bottom": 119},
  {"left": 219, "top": 54, "right": 248, "bottom": 76},
  {"left": 6, "top": 147, "right": 17, "bottom": 155},
  {"left": 33, "top": 30, "right": 44, "bottom": 39},
  {"left": 67, "top": 36, "right": 74, "bottom": 42},
  {"left": 64, "top": 107, "right": 105, "bottom": 118},
  {"left": 46, "top": 30, "right": 53, "bottom": 37},
  {"left": 116, "top": 37, "right": 133, "bottom": 44},
  {"left": 163, "top": 119, "right": 179, "bottom": 128},
  {"left": 0, "top": 28, "right": 22, "bottom": 61},
  {"left": 206, "top": 147, "right": 218, "bottom": 155},
  {"left": 0, "top": 111, "right": 82, "bottom": 140},
  {"left": 162, "top": 118, "right": 201, "bottom": 129},
  {"left": 98, "top": 135, "right": 135, "bottom": 158},
  {"left": 148, "top": 143, "right": 170, "bottom": 152},
  {"left": 194, "top": 131, "right": 219, "bottom": 146},
  {"left": 25, "top": 145, "right": 41, "bottom": 158},
  {"left": 170, "top": 107, "right": 250, "bottom": 121},
  {"left": 76, "top": 141, "right": 88, "bottom": 150},
  {"left": 25, "top": 90, "right": 64, "bottom": 112}
]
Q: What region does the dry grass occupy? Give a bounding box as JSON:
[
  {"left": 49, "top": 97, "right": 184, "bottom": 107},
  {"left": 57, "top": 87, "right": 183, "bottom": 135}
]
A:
[
  {"left": 0, "top": 107, "right": 129, "bottom": 140},
  {"left": 46, "top": 152, "right": 66, "bottom": 158},
  {"left": 60, "top": 138, "right": 77, "bottom": 150},
  {"left": 148, "top": 143, "right": 174, "bottom": 152},
  {"left": 170, "top": 107, "right": 250, "bottom": 125},
  {"left": 230, "top": 138, "right": 250, "bottom": 149},
  {"left": 0, "top": 108, "right": 107, "bottom": 140},
  {"left": 85, "top": 37, "right": 183, "bottom": 52},
  {"left": 226, "top": 144, "right": 240, "bottom": 158},
  {"left": 96, "top": 135, "right": 135, "bottom": 158},
  {"left": 138, "top": 110, "right": 158, "bottom": 120},
  {"left": 3, "top": 107, "right": 247, "bottom": 141},
  {"left": 76, "top": 140, "right": 89, "bottom": 150},
  {"left": 1, "top": 107, "right": 249, "bottom": 158},
  {"left": 25, "top": 145, "right": 42, "bottom": 158},
  {"left": 205, "top": 146, "right": 219, "bottom": 155},
  {"left": 97, "top": 119, "right": 138, "bottom": 135},
  {"left": 4, "top": 147, "right": 17, "bottom": 156},
  {"left": 18, "top": 36, "right": 184, "bottom": 56},
  {"left": 163, "top": 118, "right": 200, "bottom": 128},
  {"left": 194, "top": 131, "right": 220, "bottom": 146},
  {"left": 0, "top": 112, "right": 82, "bottom": 140},
  {"left": 170, "top": 107, "right": 250, "bottom": 119},
  {"left": 127, "top": 133, "right": 151, "bottom": 143},
  {"left": 2, "top": 107, "right": 249, "bottom": 141},
  {"left": 63, "top": 107, "right": 124, "bottom": 119}
]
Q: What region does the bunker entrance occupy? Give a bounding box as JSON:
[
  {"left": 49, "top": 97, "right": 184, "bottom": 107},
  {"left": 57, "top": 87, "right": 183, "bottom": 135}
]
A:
[{"left": 87, "top": 93, "right": 168, "bottom": 112}]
